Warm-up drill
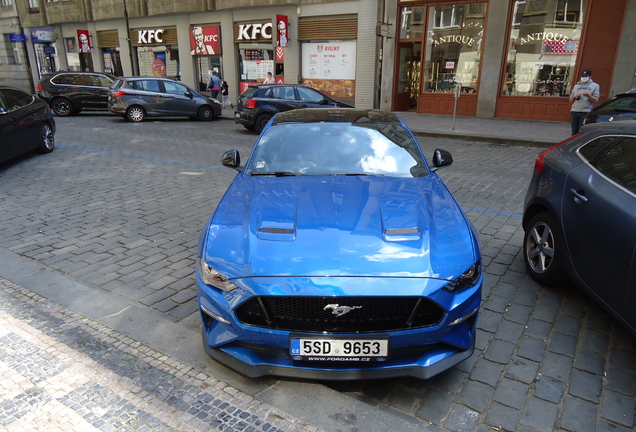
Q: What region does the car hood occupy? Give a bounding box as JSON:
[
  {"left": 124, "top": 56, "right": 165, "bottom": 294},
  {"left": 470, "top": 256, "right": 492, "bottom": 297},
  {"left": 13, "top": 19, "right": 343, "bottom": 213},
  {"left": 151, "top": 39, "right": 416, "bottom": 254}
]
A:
[{"left": 202, "top": 175, "right": 478, "bottom": 280}]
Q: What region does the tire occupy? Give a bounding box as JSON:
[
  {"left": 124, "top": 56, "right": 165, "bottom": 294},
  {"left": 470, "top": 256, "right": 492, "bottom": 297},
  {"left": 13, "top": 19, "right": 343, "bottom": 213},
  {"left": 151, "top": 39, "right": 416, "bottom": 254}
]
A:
[
  {"left": 126, "top": 106, "right": 146, "bottom": 122},
  {"left": 523, "top": 212, "right": 567, "bottom": 285},
  {"left": 35, "top": 122, "right": 55, "bottom": 154},
  {"left": 197, "top": 105, "right": 214, "bottom": 121},
  {"left": 51, "top": 98, "right": 74, "bottom": 116},
  {"left": 254, "top": 114, "right": 272, "bottom": 134}
]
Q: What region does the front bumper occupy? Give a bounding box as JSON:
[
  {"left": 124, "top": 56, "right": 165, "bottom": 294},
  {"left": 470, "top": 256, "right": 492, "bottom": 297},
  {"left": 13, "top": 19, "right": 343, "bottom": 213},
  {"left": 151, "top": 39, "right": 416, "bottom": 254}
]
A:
[
  {"left": 197, "top": 274, "right": 481, "bottom": 380},
  {"left": 233, "top": 109, "right": 253, "bottom": 126}
]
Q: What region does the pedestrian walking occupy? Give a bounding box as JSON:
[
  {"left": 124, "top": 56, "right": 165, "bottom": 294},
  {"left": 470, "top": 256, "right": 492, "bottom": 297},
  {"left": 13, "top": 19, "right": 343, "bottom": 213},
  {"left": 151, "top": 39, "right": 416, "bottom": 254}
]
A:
[
  {"left": 206, "top": 71, "right": 222, "bottom": 99},
  {"left": 569, "top": 69, "right": 600, "bottom": 135},
  {"left": 221, "top": 80, "right": 232, "bottom": 108}
]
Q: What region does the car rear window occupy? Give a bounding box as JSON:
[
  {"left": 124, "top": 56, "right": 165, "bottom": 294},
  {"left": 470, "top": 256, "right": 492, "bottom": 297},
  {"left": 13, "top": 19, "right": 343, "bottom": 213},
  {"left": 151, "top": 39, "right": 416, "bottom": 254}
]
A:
[
  {"left": 247, "top": 123, "right": 429, "bottom": 178},
  {"left": 600, "top": 97, "right": 636, "bottom": 112},
  {"left": 240, "top": 87, "right": 259, "bottom": 98}
]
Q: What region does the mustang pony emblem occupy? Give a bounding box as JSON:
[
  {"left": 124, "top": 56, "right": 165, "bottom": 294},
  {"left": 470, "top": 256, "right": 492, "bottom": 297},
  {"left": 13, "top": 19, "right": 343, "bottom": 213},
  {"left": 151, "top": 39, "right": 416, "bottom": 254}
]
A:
[{"left": 324, "top": 304, "right": 362, "bottom": 317}]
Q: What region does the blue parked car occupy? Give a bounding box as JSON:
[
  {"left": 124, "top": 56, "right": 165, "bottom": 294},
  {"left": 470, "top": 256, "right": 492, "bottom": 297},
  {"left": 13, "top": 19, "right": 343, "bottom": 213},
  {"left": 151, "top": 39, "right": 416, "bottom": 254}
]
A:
[
  {"left": 523, "top": 122, "right": 636, "bottom": 335},
  {"left": 197, "top": 108, "right": 482, "bottom": 379}
]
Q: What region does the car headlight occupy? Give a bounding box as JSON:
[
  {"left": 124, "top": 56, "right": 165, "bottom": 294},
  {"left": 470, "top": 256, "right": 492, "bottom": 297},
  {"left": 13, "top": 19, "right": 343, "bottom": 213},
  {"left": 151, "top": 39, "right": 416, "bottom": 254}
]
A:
[
  {"left": 443, "top": 261, "right": 482, "bottom": 293},
  {"left": 198, "top": 258, "right": 238, "bottom": 292},
  {"left": 211, "top": 99, "right": 222, "bottom": 105}
]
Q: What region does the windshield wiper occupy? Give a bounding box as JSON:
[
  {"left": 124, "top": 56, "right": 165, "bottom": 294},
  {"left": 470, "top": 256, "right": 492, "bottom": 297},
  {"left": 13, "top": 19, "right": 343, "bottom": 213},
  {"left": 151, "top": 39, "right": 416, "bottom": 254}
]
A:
[
  {"left": 337, "top": 173, "right": 384, "bottom": 176},
  {"left": 250, "top": 171, "right": 298, "bottom": 176}
]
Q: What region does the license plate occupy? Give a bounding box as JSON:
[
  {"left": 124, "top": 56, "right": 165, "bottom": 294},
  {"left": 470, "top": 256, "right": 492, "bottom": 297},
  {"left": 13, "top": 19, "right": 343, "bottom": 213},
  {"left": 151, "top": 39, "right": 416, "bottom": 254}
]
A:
[{"left": 290, "top": 337, "right": 388, "bottom": 361}]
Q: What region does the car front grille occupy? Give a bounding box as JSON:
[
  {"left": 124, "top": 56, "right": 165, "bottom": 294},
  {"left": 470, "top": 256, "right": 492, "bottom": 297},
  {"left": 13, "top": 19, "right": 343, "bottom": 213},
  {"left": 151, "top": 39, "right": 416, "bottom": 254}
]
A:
[{"left": 235, "top": 296, "right": 446, "bottom": 333}]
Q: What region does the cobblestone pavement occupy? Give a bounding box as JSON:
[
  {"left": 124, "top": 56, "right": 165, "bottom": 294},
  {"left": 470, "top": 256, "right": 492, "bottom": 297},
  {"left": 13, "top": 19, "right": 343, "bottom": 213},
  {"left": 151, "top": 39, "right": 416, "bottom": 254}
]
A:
[
  {"left": 0, "top": 112, "right": 634, "bottom": 431},
  {"left": 0, "top": 277, "right": 323, "bottom": 432}
]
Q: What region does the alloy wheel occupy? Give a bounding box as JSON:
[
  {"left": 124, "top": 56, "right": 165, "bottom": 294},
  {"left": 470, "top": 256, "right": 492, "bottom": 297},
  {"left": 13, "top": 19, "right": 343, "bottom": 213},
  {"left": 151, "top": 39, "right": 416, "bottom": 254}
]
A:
[{"left": 526, "top": 221, "right": 554, "bottom": 274}]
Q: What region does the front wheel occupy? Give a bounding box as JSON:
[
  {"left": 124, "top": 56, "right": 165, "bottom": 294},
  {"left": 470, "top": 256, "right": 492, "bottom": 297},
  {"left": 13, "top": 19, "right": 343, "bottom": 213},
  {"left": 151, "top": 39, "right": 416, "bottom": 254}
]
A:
[
  {"left": 51, "top": 98, "right": 74, "bottom": 116},
  {"left": 254, "top": 114, "right": 272, "bottom": 134},
  {"left": 523, "top": 212, "right": 567, "bottom": 285},
  {"left": 126, "top": 106, "right": 146, "bottom": 122},
  {"left": 197, "top": 106, "right": 214, "bottom": 121},
  {"left": 36, "top": 122, "right": 55, "bottom": 154}
]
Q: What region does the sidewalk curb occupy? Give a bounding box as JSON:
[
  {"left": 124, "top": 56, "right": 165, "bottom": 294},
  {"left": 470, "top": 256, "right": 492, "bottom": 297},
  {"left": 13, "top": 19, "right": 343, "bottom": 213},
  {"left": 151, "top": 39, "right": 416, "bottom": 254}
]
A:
[{"left": 411, "top": 130, "right": 555, "bottom": 148}]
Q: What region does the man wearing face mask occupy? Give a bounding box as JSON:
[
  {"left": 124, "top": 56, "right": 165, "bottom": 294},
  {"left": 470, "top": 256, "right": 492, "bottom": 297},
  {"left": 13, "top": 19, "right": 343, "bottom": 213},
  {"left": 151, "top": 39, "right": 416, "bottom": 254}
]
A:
[{"left": 569, "top": 69, "right": 600, "bottom": 135}]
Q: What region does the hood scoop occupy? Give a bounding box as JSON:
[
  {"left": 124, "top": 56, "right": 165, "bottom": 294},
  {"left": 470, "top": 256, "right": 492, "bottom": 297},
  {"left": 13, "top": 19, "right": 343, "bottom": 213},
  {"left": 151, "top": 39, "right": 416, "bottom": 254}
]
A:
[
  {"left": 257, "top": 222, "right": 296, "bottom": 241},
  {"left": 380, "top": 197, "right": 422, "bottom": 242}
]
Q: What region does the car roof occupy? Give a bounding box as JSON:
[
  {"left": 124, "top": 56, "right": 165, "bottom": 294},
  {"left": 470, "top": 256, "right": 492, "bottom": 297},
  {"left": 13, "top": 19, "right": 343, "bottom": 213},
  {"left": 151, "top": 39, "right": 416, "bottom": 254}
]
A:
[
  {"left": 272, "top": 108, "right": 403, "bottom": 126},
  {"left": 582, "top": 121, "right": 636, "bottom": 134}
]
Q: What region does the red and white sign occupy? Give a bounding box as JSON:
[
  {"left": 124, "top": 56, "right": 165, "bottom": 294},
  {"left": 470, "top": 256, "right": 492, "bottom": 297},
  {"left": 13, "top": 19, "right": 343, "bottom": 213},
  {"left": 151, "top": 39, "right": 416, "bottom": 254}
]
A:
[
  {"left": 190, "top": 25, "right": 222, "bottom": 55},
  {"left": 276, "top": 46, "right": 285, "bottom": 61},
  {"left": 276, "top": 15, "right": 288, "bottom": 47},
  {"left": 77, "top": 30, "right": 91, "bottom": 53},
  {"left": 276, "top": 77, "right": 285, "bottom": 84}
]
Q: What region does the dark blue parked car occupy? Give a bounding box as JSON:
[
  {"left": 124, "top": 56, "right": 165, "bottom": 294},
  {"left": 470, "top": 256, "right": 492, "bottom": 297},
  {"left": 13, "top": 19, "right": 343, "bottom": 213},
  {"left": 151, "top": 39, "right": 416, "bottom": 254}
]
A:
[
  {"left": 196, "top": 108, "right": 482, "bottom": 380},
  {"left": 523, "top": 122, "right": 636, "bottom": 335}
]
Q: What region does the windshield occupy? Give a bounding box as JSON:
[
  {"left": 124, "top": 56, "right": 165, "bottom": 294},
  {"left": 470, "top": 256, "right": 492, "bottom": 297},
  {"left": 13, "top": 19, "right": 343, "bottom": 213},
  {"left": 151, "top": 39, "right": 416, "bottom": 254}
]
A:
[{"left": 246, "top": 123, "right": 429, "bottom": 177}]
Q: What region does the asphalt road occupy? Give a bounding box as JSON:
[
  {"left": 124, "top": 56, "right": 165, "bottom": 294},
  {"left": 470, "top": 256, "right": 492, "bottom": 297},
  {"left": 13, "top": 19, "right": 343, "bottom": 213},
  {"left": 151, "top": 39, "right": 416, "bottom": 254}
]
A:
[{"left": 0, "top": 111, "right": 634, "bottom": 432}]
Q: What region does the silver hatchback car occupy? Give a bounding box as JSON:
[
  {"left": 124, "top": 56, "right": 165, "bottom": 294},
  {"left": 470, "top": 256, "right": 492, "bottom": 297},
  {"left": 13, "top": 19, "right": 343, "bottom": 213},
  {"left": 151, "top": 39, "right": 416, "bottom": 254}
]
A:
[{"left": 108, "top": 77, "right": 222, "bottom": 122}]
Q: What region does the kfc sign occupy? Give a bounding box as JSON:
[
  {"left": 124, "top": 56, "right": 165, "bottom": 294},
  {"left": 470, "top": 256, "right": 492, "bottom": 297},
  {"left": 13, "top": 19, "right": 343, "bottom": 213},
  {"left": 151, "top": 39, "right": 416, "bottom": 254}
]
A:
[
  {"left": 190, "top": 25, "right": 222, "bottom": 55},
  {"left": 138, "top": 29, "right": 164, "bottom": 44},
  {"left": 236, "top": 22, "right": 272, "bottom": 42}
]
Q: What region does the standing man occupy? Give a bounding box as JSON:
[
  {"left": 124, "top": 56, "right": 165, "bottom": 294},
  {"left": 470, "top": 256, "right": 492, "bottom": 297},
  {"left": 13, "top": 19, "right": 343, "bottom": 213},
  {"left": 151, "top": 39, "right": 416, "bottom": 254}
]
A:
[
  {"left": 569, "top": 69, "right": 600, "bottom": 135},
  {"left": 206, "top": 71, "right": 222, "bottom": 99}
]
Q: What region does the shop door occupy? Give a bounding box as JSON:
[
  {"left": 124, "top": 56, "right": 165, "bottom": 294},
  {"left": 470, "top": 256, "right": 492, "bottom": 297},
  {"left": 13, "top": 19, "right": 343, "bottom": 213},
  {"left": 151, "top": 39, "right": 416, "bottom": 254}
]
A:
[{"left": 393, "top": 42, "right": 421, "bottom": 111}]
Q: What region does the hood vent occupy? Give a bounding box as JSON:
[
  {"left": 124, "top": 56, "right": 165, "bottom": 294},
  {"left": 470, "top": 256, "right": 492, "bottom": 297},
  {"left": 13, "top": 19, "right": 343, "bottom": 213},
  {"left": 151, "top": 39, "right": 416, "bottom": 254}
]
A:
[
  {"left": 257, "top": 224, "right": 296, "bottom": 242},
  {"left": 385, "top": 228, "right": 419, "bottom": 235}
]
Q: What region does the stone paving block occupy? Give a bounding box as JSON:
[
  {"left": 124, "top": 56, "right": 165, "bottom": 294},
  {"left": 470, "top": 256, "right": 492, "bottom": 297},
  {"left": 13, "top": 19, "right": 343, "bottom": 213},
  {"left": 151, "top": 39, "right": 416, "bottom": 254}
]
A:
[
  {"left": 443, "top": 405, "right": 479, "bottom": 432},
  {"left": 541, "top": 352, "right": 573, "bottom": 383},
  {"left": 555, "top": 314, "right": 583, "bottom": 336},
  {"left": 569, "top": 369, "right": 602, "bottom": 403},
  {"left": 475, "top": 309, "right": 501, "bottom": 333},
  {"left": 533, "top": 374, "right": 565, "bottom": 403},
  {"left": 548, "top": 332, "right": 577, "bottom": 358},
  {"left": 608, "top": 347, "right": 636, "bottom": 371},
  {"left": 415, "top": 388, "right": 454, "bottom": 425},
  {"left": 505, "top": 357, "right": 539, "bottom": 384},
  {"left": 492, "top": 378, "right": 528, "bottom": 410},
  {"left": 387, "top": 389, "right": 419, "bottom": 414},
  {"left": 513, "top": 289, "right": 538, "bottom": 307},
  {"left": 575, "top": 350, "right": 606, "bottom": 376},
  {"left": 504, "top": 303, "right": 531, "bottom": 325},
  {"left": 483, "top": 295, "right": 509, "bottom": 314},
  {"left": 524, "top": 318, "right": 552, "bottom": 340},
  {"left": 469, "top": 359, "right": 504, "bottom": 387},
  {"left": 139, "top": 288, "right": 176, "bottom": 306},
  {"left": 519, "top": 397, "right": 559, "bottom": 432},
  {"left": 167, "top": 300, "right": 199, "bottom": 320},
  {"left": 426, "top": 368, "right": 467, "bottom": 394},
  {"left": 601, "top": 390, "right": 636, "bottom": 428},
  {"left": 532, "top": 304, "right": 558, "bottom": 323},
  {"left": 517, "top": 336, "right": 546, "bottom": 363},
  {"left": 456, "top": 381, "right": 493, "bottom": 413},
  {"left": 581, "top": 328, "right": 610, "bottom": 354},
  {"left": 561, "top": 395, "right": 599, "bottom": 432},
  {"left": 494, "top": 320, "right": 524, "bottom": 343},
  {"left": 484, "top": 402, "right": 519, "bottom": 432},
  {"left": 604, "top": 368, "right": 636, "bottom": 397},
  {"left": 484, "top": 339, "right": 515, "bottom": 365}
]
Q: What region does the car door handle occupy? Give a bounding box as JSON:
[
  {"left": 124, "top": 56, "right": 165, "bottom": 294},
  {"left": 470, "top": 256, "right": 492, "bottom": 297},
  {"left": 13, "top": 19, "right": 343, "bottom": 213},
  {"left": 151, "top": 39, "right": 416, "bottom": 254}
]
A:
[{"left": 569, "top": 188, "right": 588, "bottom": 203}]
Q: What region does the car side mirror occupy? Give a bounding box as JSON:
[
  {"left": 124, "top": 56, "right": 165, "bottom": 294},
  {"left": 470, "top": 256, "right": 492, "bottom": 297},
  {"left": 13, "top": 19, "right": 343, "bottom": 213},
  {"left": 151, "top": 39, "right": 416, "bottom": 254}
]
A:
[
  {"left": 319, "top": 99, "right": 328, "bottom": 105},
  {"left": 431, "top": 148, "right": 453, "bottom": 171},
  {"left": 222, "top": 149, "right": 243, "bottom": 172},
  {"left": 185, "top": 91, "right": 193, "bottom": 99}
]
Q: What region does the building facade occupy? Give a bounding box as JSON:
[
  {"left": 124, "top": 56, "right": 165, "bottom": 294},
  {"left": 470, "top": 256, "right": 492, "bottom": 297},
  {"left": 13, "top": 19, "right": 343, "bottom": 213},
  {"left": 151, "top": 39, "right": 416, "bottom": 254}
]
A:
[{"left": 2, "top": 0, "right": 636, "bottom": 122}]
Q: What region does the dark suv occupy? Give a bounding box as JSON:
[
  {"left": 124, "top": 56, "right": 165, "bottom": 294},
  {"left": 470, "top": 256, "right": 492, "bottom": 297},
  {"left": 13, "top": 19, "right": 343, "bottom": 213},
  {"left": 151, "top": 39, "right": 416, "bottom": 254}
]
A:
[
  {"left": 584, "top": 89, "right": 636, "bottom": 125},
  {"left": 36, "top": 71, "right": 118, "bottom": 116},
  {"left": 234, "top": 84, "right": 353, "bottom": 133}
]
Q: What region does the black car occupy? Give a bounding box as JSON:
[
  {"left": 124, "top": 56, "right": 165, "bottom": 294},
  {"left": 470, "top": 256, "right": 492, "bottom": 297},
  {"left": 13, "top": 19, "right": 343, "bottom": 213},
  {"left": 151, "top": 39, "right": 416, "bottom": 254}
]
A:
[
  {"left": 36, "top": 71, "right": 118, "bottom": 116},
  {"left": 523, "top": 122, "right": 636, "bottom": 335},
  {"left": 234, "top": 84, "right": 353, "bottom": 133},
  {"left": 108, "top": 77, "right": 222, "bottom": 122},
  {"left": 0, "top": 86, "right": 55, "bottom": 165},
  {"left": 584, "top": 89, "right": 636, "bottom": 125}
]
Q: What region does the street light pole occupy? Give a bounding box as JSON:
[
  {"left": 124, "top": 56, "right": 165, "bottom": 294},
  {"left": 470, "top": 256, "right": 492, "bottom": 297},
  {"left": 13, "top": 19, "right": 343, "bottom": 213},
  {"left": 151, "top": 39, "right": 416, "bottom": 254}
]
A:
[{"left": 123, "top": 0, "right": 136, "bottom": 76}]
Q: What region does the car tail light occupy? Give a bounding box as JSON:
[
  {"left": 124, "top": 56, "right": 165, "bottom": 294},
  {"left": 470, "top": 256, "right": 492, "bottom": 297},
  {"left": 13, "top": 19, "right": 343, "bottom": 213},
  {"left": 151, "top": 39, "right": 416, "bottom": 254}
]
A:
[
  {"left": 112, "top": 90, "right": 126, "bottom": 97},
  {"left": 534, "top": 134, "right": 580, "bottom": 173},
  {"left": 245, "top": 99, "right": 256, "bottom": 109},
  {"left": 36, "top": 85, "right": 44, "bottom": 92}
]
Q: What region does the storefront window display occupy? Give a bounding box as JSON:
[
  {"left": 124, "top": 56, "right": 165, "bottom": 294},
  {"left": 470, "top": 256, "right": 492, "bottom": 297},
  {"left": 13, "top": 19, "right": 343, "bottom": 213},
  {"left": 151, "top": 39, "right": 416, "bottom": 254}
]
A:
[
  {"left": 503, "top": 0, "right": 586, "bottom": 97},
  {"left": 301, "top": 41, "right": 356, "bottom": 100},
  {"left": 238, "top": 45, "right": 274, "bottom": 92},
  {"left": 190, "top": 25, "right": 223, "bottom": 91},
  {"left": 196, "top": 56, "right": 223, "bottom": 92},
  {"left": 423, "top": 3, "right": 486, "bottom": 94},
  {"left": 137, "top": 46, "right": 179, "bottom": 79},
  {"left": 102, "top": 48, "right": 123, "bottom": 76}
]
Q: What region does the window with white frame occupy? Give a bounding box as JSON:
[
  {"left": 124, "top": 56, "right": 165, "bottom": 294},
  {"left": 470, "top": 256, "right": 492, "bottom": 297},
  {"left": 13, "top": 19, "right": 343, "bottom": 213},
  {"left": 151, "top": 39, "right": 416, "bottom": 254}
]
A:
[
  {"left": 555, "top": 0, "right": 585, "bottom": 23},
  {"left": 1, "top": 0, "right": 14, "bottom": 6}
]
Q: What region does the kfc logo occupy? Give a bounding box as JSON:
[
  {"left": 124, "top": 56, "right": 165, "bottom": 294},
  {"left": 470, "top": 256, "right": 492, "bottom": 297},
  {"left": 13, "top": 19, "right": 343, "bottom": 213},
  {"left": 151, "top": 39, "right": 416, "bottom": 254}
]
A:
[{"left": 237, "top": 23, "right": 272, "bottom": 41}]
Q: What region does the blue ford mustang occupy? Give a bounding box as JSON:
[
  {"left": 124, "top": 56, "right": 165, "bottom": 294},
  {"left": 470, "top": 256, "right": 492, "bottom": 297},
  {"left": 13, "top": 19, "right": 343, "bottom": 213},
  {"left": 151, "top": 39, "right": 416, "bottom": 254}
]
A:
[{"left": 197, "top": 109, "right": 482, "bottom": 379}]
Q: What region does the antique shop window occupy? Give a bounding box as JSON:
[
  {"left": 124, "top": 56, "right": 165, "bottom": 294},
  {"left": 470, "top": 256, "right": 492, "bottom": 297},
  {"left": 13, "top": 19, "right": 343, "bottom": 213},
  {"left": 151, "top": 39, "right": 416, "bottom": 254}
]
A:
[
  {"left": 503, "top": 0, "right": 587, "bottom": 97},
  {"left": 423, "top": 3, "right": 486, "bottom": 94}
]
